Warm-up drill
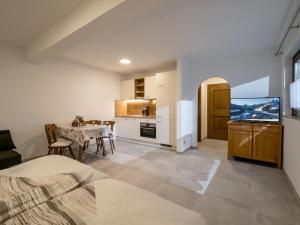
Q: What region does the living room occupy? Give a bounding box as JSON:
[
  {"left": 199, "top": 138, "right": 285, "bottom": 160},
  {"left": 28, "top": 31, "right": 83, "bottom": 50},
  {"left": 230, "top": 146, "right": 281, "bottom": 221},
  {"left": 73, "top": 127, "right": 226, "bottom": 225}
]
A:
[{"left": 0, "top": 0, "right": 300, "bottom": 225}]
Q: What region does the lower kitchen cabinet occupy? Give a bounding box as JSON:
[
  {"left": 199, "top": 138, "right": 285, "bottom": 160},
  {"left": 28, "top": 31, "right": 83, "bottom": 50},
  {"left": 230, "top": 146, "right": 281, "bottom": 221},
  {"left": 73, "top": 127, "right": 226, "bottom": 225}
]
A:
[
  {"left": 156, "top": 119, "right": 175, "bottom": 146},
  {"left": 115, "top": 117, "right": 139, "bottom": 139},
  {"left": 156, "top": 119, "right": 169, "bottom": 145},
  {"left": 115, "top": 117, "right": 127, "bottom": 138},
  {"left": 115, "top": 117, "right": 157, "bottom": 143}
]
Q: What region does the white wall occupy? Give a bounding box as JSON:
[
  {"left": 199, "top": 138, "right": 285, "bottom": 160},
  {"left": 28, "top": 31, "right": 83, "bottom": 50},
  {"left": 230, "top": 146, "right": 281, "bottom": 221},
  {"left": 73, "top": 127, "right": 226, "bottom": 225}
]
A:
[
  {"left": 280, "top": 0, "right": 300, "bottom": 197},
  {"left": 282, "top": 117, "right": 300, "bottom": 197},
  {"left": 231, "top": 76, "right": 271, "bottom": 98},
  {"left": 200, "top": 77, "right": 228, "bottom": 140},
  {"left": 179, "top": 49, "right": 281, "bottom": 147},
  {"left": 0, "top": 44, "right": 121, "bottom": 160},
  {"left": 176, "top": 58, "right": 193, "bottom": 152}
]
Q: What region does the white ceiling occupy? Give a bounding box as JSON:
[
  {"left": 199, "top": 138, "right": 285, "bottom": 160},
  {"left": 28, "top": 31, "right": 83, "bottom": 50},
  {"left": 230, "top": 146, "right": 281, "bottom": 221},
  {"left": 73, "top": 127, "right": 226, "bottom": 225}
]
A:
[
  {"left": 0, "top": 0, "right": 292, "bottom": 74},
  {"left": 0, "top": 0, "right": 82, "bottom": 47},
  {"left": 60, "top": 0, "right": 291, "bottom": 74}
]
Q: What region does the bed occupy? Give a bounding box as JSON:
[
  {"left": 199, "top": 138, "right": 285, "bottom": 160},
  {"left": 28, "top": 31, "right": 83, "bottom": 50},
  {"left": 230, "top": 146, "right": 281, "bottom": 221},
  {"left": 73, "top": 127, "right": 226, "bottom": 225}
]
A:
[{"left": 0, "top": 155, "right": 206, "bottom": 225}]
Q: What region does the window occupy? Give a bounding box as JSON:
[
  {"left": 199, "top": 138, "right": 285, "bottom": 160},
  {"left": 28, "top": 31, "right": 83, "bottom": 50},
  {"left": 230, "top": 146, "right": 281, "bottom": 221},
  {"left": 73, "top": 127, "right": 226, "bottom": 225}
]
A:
[{"left": 292, "top": 49, "right": 300, "bottom": 118}]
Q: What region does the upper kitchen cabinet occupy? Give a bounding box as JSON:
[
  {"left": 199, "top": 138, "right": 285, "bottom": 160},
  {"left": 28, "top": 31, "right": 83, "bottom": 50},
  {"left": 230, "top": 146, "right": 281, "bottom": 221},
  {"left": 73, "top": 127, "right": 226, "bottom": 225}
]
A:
[
  {"left": 121, "top": 76, "right": 157, "bottom": 100},
  {"left": 156, "top": 71, "right": 176, "bottom": 120},
  {"left": 120, "top": 79, "right": 134, "bottom": 100},
  {"left": 144, "top": 76, "right": 157, "bottom": 99},
  {"left": 134, "top": 78, "right": 145, "bottom": 99},
  {"left": 156, "top": 71, "right": 175, "bottom": 88},
  {"left": 156, "top": 82, "right": 175, "bottom": 120}
]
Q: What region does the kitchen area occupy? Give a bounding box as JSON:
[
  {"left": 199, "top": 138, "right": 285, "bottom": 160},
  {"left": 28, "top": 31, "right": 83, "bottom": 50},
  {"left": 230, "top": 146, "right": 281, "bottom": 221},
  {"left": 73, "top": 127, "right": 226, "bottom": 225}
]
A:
[{"left": 115, "top": 71, "right": 176, "bottom": 149}]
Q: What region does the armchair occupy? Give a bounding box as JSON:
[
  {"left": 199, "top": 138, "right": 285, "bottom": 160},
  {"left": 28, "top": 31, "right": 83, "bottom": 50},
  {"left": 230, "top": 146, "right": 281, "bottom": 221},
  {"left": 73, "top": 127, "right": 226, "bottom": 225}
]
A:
[{"left": 0, "top": 130, "right": 21, "bottom": 169}]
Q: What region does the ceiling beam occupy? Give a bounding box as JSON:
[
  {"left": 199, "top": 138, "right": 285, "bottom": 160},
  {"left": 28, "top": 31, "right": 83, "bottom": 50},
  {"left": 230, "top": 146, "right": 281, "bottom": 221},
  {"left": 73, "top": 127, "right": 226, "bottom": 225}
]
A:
[{"left": 25, "top": 0, "right": 126, "bottom": 63}]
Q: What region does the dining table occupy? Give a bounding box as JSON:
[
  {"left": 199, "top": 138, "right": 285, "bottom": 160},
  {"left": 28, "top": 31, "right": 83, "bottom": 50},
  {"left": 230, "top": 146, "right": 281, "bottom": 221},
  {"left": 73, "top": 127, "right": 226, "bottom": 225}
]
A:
[{"left": 57, "top": 124, "right": 111, "bottom": 162}]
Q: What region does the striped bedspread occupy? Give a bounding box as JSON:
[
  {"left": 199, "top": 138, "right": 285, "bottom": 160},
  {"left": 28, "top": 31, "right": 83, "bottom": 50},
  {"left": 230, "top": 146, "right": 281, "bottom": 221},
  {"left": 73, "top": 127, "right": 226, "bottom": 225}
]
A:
[{"left": 0, "top": 170, "right": 101, "bottom": 225}]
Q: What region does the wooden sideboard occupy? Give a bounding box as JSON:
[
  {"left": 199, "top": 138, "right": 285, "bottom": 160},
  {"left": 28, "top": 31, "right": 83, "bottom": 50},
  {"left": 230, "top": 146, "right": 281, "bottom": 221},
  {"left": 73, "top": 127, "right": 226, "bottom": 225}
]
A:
[{"left": 228, "top": 121, "right": 283, "bottom": 168}]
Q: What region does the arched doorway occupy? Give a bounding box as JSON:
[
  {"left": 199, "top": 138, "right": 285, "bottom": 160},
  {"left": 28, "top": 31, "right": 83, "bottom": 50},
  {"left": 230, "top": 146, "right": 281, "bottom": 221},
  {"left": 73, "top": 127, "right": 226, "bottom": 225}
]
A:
[{"left": 197, "top": 77, "right": 230, "bottom": 142}]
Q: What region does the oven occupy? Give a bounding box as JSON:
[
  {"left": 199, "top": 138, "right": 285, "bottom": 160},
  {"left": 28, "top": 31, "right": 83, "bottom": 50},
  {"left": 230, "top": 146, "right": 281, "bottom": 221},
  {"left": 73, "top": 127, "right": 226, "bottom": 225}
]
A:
[{"left": 140, "top": 122, "right": 156, "bottom": 139}]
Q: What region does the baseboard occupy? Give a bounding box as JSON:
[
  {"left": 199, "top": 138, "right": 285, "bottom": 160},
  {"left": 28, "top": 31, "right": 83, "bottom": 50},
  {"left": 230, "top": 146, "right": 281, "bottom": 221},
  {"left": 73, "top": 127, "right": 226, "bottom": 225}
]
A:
[
  {"left": 22, "top": 138, "right": 177, "bottom": 163},
  {"left": 283, "top": 169, "right": 300, "bottom": 203},
  {"left": 116, "top": 137, "right": 174, "bottom": 151}
]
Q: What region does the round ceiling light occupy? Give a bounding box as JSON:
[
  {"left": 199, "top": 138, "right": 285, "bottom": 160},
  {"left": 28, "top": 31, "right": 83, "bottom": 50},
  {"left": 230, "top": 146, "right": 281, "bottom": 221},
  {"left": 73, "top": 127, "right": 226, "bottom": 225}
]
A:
[{"left": 120, "top": 58, "right": 131, "bottom": 65}]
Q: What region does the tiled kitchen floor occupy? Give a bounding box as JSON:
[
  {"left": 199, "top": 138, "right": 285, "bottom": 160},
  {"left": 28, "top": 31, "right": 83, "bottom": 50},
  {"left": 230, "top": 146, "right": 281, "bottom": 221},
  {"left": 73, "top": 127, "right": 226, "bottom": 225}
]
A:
[{"left": 82, "top": 139, "right": 300, "bottom": 225}]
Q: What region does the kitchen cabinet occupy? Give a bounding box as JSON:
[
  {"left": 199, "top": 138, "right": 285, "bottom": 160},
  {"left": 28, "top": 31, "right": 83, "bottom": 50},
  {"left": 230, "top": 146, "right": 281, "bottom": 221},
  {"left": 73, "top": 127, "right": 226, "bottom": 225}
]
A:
[
  {"left": 156, "top": 119, "right": 169, "bottom": 145},
  {"left": 115, "top": 117, "right": 127, "bottom": 138},
  {"left": 115, "top": 117, "right": 156, "bottom": 143},
  {"left": 115, "top": 117, "right": 131, "bottom": 139},
  {"left": 156, "top": 71, "right": 175, "bottom": 88},
  {"left": 120, "top": 80, "right": 134, "bottom": 100},
  {"left": 115, "top": 117, "right": 139, "bottom": 139},
  {"left": 117, "top": 70, "right": 176, "bottom": 147},
  {"left": 134, "top": 78, "right": 145, "bottom": 99},
  {"left": 120, "top": 72, "right": 174, "bottom": 100},
  {"left": 130, "top": 118, "right": 140, "bottom": 139},
  {"left": 156, "top": 84, "right": 175, "bottom": 120},
  {"left": 156, "top": 119, "right": 175, "bottom": 146},
  {"left": 144, "top": 76, "right": 157, "bottom": 99},
  {"left": 155, "top": 71, "right": 176, "bottom": 146}
]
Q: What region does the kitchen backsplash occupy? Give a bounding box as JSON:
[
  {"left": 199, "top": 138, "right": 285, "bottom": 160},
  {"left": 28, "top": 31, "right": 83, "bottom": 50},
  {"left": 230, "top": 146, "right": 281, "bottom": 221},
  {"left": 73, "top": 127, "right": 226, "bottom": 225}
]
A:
[{"left": 115, "top": 100, "right": 156, "bottom": 116}]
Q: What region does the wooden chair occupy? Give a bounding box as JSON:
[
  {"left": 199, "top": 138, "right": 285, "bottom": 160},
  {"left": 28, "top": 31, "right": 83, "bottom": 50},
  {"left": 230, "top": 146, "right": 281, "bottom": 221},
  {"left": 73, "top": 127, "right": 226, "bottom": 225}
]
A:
[
  {"left": 97, "top": 121, "right": 115, "bottom": 155},
  {"left": 82, "top": 120, "right": 102, "bottom": 150},
  {"left": 45, "top": 124, "right": 76, "bottom": 159}
]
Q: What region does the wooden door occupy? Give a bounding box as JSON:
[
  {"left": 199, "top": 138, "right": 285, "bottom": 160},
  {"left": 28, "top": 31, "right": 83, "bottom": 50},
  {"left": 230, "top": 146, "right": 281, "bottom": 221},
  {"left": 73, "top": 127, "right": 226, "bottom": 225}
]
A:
[
  {"left": 198, "top": 86, "right": 201, "bottom": 141},
  {"left": 207, "top": 83, "right": 230, "bottom": 140}
]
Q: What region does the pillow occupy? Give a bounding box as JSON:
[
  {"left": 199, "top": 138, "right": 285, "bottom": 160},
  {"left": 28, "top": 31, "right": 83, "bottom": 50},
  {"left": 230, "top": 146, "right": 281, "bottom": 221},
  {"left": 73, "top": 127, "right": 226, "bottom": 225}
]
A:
[{"left": 0, "top": 130, "right": 16, "bottom": 151}]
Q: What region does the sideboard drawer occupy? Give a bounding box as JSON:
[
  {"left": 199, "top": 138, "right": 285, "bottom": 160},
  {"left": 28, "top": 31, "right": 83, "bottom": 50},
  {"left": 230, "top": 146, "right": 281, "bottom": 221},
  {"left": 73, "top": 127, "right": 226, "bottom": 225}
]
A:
[
  {"left": 229, "top": 124, "right": 252, "bottom": 131},
  {"left": 253, "top": 126, "right": 281, "bottom": 134}
]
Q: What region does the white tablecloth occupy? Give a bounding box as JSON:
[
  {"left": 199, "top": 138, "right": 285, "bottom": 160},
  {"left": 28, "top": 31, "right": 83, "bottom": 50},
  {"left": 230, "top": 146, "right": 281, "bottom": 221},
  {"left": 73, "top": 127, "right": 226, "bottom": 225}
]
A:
[{"left": 58, "top": 124, "right": 111, "bottom": 147}]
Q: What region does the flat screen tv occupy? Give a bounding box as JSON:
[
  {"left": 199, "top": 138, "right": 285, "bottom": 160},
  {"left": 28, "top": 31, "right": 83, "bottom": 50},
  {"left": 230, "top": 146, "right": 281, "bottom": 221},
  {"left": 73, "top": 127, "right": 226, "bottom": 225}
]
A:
[{"left": 230, "top": 97, "right": 280, "bottom": 122}]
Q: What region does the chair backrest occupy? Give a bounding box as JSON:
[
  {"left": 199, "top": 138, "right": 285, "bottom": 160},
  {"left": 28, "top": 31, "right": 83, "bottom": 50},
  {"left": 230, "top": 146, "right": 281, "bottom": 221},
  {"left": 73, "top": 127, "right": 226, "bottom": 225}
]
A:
[
  {"left": 103, "top": 121, "right": 115, "bottom": 131},
  {"left": 45, "top": 124, "right": 58, "bottom": 145},
  {"left": 83, "top": 120, "right": 102, "bottom": 125}
]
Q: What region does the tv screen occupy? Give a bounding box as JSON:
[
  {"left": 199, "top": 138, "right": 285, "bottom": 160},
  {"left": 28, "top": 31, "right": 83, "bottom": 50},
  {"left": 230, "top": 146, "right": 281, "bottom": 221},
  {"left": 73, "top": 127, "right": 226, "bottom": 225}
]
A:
[{"left": 230, "top": 97, "right": 280, "bottom": 122}]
